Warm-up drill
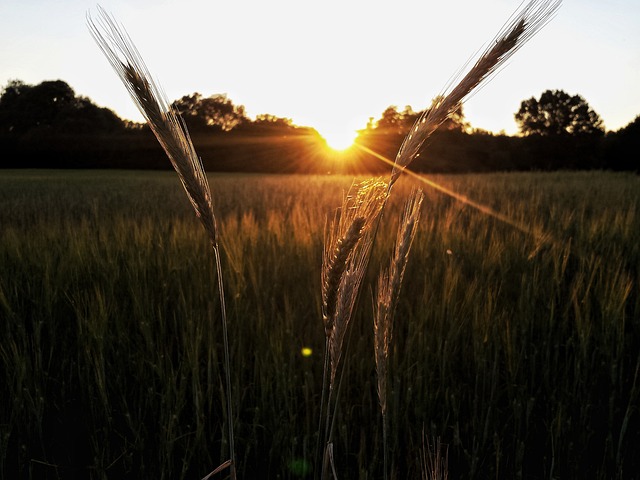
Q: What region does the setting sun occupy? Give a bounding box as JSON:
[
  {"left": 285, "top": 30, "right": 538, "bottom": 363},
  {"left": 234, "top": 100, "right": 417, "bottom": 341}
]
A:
[{"left": 320, "top": 128, "right": 358, "bottom": 152}]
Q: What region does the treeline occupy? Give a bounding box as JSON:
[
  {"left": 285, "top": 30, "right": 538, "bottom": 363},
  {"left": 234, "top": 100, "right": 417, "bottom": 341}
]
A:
[
  {"left": 0, "top": 80, "right": 329, "bottom": 172},
  {"left": 0, "top": 79, "right": 638, "bottom": 173}
]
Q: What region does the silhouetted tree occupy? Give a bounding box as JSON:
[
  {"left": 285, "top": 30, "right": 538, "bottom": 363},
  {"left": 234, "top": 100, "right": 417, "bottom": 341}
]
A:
[
  {"left": 171, "top": 93, "right": 248, "bottom": 132},
  {"left": 422, "top": 96, "right": 469, "bottom": 132},
  {"left": 169, "top": 93, "right": 204, "bottom": 129},
  {"left": 603, "top": 115, "right": 640, "bottom": 171},
  {"left": 515, "top": 89, "right": 604, "bottom": 136},
  {"left": 58, "top": 96, "right": 124, "bottom": 133},
  {"left": 252, "top": 114, "right": 293, "bottom": 128},
  {"left": 357, "top": 99, "right": 471, "bottom": 168},
  {"left": 370, "top": 98, "right": 468, "bottom": 136},
  {"left": 0, "top": 79, "right": 72, "bottom": 134},
  {"left": 239, "top": 114, "right": 298, "bottom": 134},
  {"left": 0, "top": 79, "right": 124, "bottom": 135},
  {"left": 375, "top": 106, "right": 406, "bottom": 135}
]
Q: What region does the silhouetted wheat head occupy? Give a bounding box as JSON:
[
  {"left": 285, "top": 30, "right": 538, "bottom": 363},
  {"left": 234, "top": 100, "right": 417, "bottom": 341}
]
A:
[
  {"left": 88, "top": 8, "right": 235, "bottom": 479},
  {"left": 322, "top": 178, "right": 387, "bottom": 386},
  {"left": 318, "top": 178, "right": 387, "bottom": 479},
  {"left": 87, "top": 8, "right": 218, "bottom": 246},
  {"left": 391, "top": 0, "right": 561, "bottom": 187},
  {"left": 374, "top": 188, "right": 424, "bottom": 416},
  {"left": 372, "top": 189, "right": 424, "bottom": 480}
]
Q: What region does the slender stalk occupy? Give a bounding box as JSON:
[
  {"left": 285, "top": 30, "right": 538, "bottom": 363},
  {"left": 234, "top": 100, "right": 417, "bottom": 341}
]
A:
[
  {"left": 319, "top": 179, "right": 387, "bottom": 479},
  {"left": 382, "top": 414, "right": 389, "bottom": 480},
  {"left": 314, "top": 338, "right": 330, "bottom": 480},
  {"left": 88, "top": 9, "right": 236, "bottom": 479},
  {"left": 321, "top": 385, "right": 335, "bottom": 480},
  {"left": 374, "top": 189, "right": 424, "bottom": 480},
  {"left": 373, "top": 3, "right": 563, "bottom": 464},
  {"left": 214, "top": 245, "right": 235, "bottom": 478}
]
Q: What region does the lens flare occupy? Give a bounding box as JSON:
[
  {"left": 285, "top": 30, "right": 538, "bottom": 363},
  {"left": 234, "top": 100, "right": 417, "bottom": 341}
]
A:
[{"left": 320, "top": 129, "right": 357, "bottom": 151}]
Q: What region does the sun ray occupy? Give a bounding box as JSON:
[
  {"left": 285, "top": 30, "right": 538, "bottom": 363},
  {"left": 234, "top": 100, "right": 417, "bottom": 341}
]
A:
[
  {"left": 320, "top": 129, "right": 358, "bottom": 152},
  {"left": 355, "top": 142, "right": 550, "bottom": 242}
]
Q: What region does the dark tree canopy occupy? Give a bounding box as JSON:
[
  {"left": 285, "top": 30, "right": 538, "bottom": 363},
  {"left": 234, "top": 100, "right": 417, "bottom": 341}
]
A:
[
  {"left": 370, "top": 98, "right": 468, "bottom": 136},
  {"left": 515, "top": 89, "right": 604, "bottom": 136},
  {"left": 171, "top": 93, "right": 248, "bottom": 132},
  {"left": 374, "top": 106, "right": 407, "bottom": 135},
  {"left": 424, "top": 96, "right": 469, "bottom": 132},
  {"left": 603, "top": 115, "right": 640, "bottom": 171},
  {"left": 251, "top": 114, "right": 293, "bottom": 128},
  {"left": 241, "top": 113, "right": 299, "bottom": 134},
  {"left": 2, "top": 77, "right": 639, "bottom": 172},
  {"left": 0, "top": 79, "right": 124, "bottom": 135}
]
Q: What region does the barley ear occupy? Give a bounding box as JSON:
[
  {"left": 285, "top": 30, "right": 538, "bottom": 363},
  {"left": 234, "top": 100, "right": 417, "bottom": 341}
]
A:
[
  {"left": 88, "top": 9, "right": 235, "bottom": 478},
  {"left": 321, "top": 179, "right": 387, "bottom": 386},
  {"left": 374, "top": 188, "right": 424, "bottom": 413},
  {"left": 391, "top": 0, "right": 561, "bottom": 186},
  {"left": 87, "top": 7, "right": 218, "bottom": 246},
  {"left": 322, "top": 217, "right": 366, "bottom": 336},
  {"left": 373, "top": 188, "right": 423, "bottom": 480},
  {"left": 318, "top": 179, "right": 387, "bottom": 480}
]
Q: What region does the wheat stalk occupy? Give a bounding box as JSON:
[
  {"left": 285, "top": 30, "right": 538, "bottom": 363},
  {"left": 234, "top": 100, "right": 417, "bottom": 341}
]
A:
[
  {"left": 421, "top": 433, "right": 449, "bottom": 480},
  {"left": 317, "top": 178, "right": 387, "bottom": 479},
  {"left": 381, "top": 0, "right": 561, "bottom": 417},
  {"left": 87, "top": 8, "right": 218, "bottom": 244},
  {"left": 322, "top": 179, "right": 387, "bottom": 387},
  {"left": 374, "top": 188, "right": 424, "bottom": 415},
  {"left": 87, "top": 8, "right": 236, "bottom": 479},
  {"left": 375, "top": 3, "right": 562, "bottom": 476},
  {"left": 374, "top": 189, "right": 424, "bottom": 480},
  {"left": 322, "top": 217, "right": 366, "bottom": 336},
  {"left": 390, "top": 0, "right": 561, "bottom": 187}
]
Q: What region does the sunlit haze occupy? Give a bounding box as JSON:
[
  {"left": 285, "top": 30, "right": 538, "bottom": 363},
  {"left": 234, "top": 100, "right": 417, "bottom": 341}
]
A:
[
  {"left": 322, "top": 128, "right": 359, "bottom": 151},
  {"left": 1, "top": 0, "right": 639, "bottom": 136}
]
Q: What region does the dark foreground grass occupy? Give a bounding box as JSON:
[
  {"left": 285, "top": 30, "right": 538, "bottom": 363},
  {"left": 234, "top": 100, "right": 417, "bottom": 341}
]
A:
[{"left": 1, "top": 169, "right": 639, "bottom": 479}]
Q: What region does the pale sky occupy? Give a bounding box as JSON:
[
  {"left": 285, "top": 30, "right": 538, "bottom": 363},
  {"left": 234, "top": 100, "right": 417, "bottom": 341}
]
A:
[{"left": 1, "top": 0, "right": 639, "bottom": 145}]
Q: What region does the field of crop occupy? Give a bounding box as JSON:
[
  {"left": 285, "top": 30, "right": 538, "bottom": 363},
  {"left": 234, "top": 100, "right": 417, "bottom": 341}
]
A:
[{"left": 1, "top": 169, "right": 639, "bottom": 479}]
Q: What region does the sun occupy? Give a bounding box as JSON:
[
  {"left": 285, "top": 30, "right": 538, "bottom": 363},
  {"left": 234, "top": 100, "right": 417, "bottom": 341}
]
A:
[{"left": 320, "top": 128, "right": 358, "bottom": 152}]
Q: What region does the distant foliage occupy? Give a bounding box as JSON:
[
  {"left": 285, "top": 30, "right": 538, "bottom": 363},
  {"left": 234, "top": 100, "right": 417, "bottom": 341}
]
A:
[
  {"left": 604, "top": 115, "right": 640, "bottom": 171},
  {"left": 0, "top": 79, "right": 124, "bottom": 135},
  {"left": 515, "top": 89, "right": 604, "bottom": 136},
  {"left": 170, "top": 92, "right": 248, "bottom": 132},
  {"left": 245, "top": 114, "right": 296, "bottom": 132},
  {"left": 367, "top": 98, "right": 468, "bottom": 137},
  {"left": 1, "top": 79, "right": 639, "bottom": 172}
]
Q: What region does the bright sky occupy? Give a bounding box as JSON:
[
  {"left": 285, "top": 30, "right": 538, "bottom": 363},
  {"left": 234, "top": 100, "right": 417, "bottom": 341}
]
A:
[{"left": 1, "top": 0, "right": 639, "bottom": 144}]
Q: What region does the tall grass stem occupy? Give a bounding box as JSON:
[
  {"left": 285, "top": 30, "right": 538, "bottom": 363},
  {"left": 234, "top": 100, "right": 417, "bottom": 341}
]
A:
[{"left": 88, "top": 9, "right": 236, "bottom": 479}]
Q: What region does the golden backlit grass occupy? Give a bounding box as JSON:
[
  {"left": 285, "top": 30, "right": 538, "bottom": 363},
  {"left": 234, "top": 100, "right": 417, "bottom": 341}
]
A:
[{"left": 1, "top": 169, "right": 639, "bottom": 479}]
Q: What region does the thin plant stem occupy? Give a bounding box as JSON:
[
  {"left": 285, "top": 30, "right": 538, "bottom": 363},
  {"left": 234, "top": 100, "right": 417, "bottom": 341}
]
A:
[
  {"left": 214, "top": 244, "right": 236, "bottom": 480},
  {"left": 319, "top": 179, "right": 387, "bottom": 478},
  {"left": 87, "top": 9, "right": 237, "bottom": 478},
  {"left": 320, "top": 384, "right": 335, "bottom": 480},
  {"left": 382, "top": 412, "right": 389, "bottom": 480},
  {"left": 315, "top": 338, "right": 330, "bottom": 480},
  {"left": 325, "top": 337, "right": 347, "bottom": 461}
]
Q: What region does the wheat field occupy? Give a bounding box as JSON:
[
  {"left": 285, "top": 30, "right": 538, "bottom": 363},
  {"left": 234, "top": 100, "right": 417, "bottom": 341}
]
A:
[{"left": 1, "top": 169, "right": 639, "bottom": 479}]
